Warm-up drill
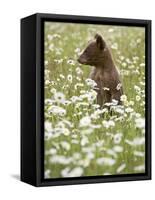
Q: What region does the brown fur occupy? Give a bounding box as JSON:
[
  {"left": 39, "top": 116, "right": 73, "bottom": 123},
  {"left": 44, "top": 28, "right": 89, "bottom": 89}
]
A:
[{"left": 78, "top": 34, "right": 123, "bottom": 106}]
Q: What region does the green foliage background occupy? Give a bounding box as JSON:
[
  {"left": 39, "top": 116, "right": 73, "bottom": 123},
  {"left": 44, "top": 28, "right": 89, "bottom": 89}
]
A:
[{"left": 44, "top": 22, "right": 145, "bottom": 178}]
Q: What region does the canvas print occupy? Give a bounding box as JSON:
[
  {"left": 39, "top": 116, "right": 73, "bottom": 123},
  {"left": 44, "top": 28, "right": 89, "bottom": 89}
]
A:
[{"left": 44, "top": 22, "right": 145, "bottom": 179}]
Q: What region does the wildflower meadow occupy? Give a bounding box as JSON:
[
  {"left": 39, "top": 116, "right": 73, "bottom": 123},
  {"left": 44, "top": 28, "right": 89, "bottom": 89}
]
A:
[{"left": 44, "top": 22, "right": 145, "bottom": 178}]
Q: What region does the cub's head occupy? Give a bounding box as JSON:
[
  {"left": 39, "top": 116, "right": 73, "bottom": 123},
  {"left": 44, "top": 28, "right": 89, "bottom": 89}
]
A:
[{"left": 77, "top": 34, "right": 106, "bottom": 66}]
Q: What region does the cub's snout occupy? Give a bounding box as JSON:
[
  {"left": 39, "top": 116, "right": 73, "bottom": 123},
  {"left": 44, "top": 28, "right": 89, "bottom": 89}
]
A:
[{"left": 77, "top": 55, "right": 87, "bottom": 65}]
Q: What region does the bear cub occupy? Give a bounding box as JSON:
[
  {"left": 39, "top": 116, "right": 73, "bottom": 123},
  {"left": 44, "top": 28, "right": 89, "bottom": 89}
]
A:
[{"left": 78, "top": 34, "right": 123, "bottom": 106}]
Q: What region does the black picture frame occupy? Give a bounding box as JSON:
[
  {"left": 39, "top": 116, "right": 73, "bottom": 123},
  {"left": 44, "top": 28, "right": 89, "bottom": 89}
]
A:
[{"left": 21, "top": 13, "right": 151, "bottom": 187}]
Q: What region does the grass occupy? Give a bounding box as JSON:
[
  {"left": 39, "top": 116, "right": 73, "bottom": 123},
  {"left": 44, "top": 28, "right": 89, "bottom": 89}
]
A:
[{"left": 44, "top": 22, "right": 145, "bottom": 178}]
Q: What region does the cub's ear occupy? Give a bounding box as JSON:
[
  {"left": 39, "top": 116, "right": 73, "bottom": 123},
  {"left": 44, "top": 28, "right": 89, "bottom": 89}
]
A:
[{"left": 95, "top": 34, "right": 106, "bottom": 50}]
